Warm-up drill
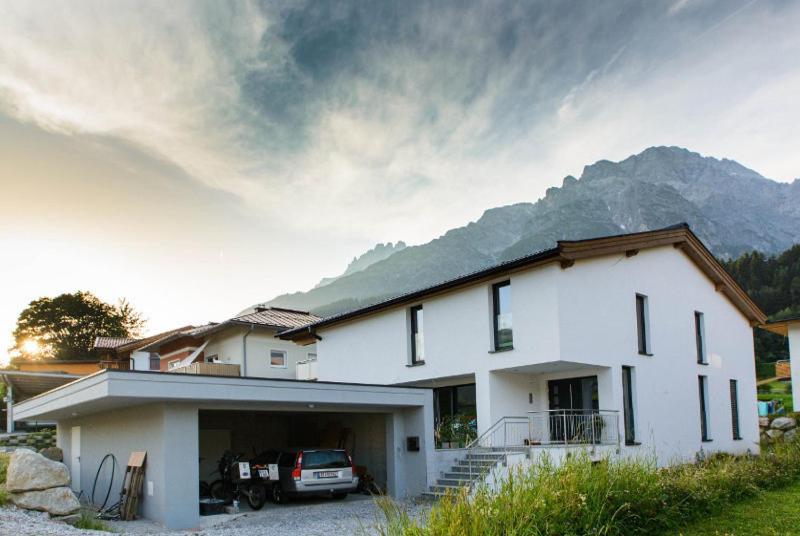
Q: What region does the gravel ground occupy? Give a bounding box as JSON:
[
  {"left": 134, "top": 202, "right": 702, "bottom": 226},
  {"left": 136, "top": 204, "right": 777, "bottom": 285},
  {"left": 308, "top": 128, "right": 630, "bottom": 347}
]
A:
[{"left": 0, "top": 496, "right": 431, "bottom": 536}]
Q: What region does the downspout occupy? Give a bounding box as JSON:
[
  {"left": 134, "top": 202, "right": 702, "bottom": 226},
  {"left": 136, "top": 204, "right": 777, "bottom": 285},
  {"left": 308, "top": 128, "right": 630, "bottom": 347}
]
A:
[{"left": 242, "top": 324, "right": 255, "bottom": 377}]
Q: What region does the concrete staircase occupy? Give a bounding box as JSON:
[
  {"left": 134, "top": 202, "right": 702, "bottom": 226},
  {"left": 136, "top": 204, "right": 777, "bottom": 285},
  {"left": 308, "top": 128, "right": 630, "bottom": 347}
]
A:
[{"left": 424, "top": 450, "right": 507, "bottom": 497}]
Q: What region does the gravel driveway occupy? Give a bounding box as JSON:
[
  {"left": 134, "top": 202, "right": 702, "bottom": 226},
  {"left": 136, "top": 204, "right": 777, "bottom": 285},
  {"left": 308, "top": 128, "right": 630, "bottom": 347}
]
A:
[{"left": 0, "top": 495, "right": 431, "bottom": 536}]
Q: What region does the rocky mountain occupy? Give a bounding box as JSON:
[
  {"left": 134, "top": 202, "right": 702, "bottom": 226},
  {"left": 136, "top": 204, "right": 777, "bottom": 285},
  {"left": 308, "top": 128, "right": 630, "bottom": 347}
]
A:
[
  {"left": 314, "top": 241, "right": 407, "bottom": 288},
  {"left": 267, "top": 147, "right": 800, "bottom": 316}
]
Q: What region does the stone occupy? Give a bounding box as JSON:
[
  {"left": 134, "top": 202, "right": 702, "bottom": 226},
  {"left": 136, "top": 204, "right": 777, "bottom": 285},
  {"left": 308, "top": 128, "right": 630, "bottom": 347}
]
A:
[
  {"left": 785, "top": 428, "right": 798, "bottom": 442},
  {"left": 38, "top": 447, "right": 63, "bottom": 462},
  {"left": 10, "top": 487, "right": 80, "bottom": 515},
  {"left": 5, "top": 449, "right": 70, "bottom": 492},
  {"left": 759, "top": 417, "right": 770, "bottom": 428},
  {"left": 770, "top": 417, "right": 797, "bottom": 430},
  {"left": 54, "top": 513, "right": 82, "bottom": 526},
  {"left": 766, "top": 429, "right": 784, "bottom": 440}
]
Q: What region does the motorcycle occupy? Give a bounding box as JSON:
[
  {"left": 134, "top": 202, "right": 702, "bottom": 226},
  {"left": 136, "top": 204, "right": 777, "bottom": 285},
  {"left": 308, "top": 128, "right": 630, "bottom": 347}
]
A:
[{"left": 209, "top": 450, "right": 268, "bottom": 510}]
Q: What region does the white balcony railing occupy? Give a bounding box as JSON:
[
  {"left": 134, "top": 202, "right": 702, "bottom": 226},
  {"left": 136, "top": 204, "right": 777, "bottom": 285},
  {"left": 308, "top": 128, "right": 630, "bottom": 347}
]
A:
[{"left": 296, "top": 359, "right": 318, "bottom": 381}]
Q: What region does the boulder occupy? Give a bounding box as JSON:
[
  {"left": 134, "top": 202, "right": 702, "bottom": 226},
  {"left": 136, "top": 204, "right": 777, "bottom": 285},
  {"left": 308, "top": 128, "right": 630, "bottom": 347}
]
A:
[
  {"left": 10, "top": 487, "right": 80, "bottom": 516},
  {"left": 766, "top": 429, "right": 784, "bottom": 440},
  {"left": 785, "top": 428, "right": 798, "bottom": 442},
  {"left": 39, "top": 447, "right": 64, "bottom": 462},
  {"left": 759, "top": 417, "right": 770, "bottom": 428},
  {"left": 770, "top": 417, "right": 797, "bottom": 430},
  {"left": 5, "top": 449, "right": 70, "bottom": 492}
]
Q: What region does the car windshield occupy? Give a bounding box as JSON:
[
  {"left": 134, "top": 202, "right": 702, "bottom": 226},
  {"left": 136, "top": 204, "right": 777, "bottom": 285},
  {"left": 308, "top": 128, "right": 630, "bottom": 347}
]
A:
[{"left": 302, "top": 450, "right": 350, "bottom": 469}]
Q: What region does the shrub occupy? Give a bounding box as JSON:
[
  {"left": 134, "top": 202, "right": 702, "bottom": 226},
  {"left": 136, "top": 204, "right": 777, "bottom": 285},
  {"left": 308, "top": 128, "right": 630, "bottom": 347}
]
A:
[
  {"left": 374, "top": 440, "right": 800, "bottom": 536},
  {"left": 73, "top": 509, "right": 113, "bottom": 531}
]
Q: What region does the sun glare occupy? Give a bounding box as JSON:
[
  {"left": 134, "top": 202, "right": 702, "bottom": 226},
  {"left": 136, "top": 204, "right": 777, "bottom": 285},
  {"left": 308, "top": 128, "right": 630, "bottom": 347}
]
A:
[{"left": 22, "top": 339, "right": 40, "bottom": 355}]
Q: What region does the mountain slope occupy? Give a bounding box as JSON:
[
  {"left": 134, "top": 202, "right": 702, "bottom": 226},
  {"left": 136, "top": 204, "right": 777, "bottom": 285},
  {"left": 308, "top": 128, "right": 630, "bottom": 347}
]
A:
[{"left": 268, "top": 147, "right": 800, "bottom": 316}]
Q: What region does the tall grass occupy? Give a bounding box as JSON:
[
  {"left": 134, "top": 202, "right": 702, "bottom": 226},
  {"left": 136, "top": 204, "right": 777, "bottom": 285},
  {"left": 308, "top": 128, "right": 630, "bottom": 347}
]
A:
[{"left": 375, "top": 441, "right": 800, "bottom": 536}]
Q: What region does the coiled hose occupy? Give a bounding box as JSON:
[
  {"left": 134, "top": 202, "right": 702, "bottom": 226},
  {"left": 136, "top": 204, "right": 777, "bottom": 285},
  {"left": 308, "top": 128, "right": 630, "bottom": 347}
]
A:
[{"left": 91, "top": 453, "right": 117, "bottom": 511}]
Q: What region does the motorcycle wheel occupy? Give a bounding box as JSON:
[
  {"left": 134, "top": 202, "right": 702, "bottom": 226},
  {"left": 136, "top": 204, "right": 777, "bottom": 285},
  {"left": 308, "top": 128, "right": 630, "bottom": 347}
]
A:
[
  {"left": 246, "top": 484, "right": 267, "bottom": 510},
  {"left": 209, "top": 480, "right": 234, "bottom": 504}
]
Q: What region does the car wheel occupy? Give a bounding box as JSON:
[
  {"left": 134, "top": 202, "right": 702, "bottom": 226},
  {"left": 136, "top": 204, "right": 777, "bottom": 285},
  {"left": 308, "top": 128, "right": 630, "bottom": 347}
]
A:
[
  {"left": 246, "top": 484, "right": 267, "bottom": 510},
  {"left": 332, "top": 492, "right": 347, "bottom": 500},
  {"left": 271, "top": 483, "right": 287, "bottom": 504}
]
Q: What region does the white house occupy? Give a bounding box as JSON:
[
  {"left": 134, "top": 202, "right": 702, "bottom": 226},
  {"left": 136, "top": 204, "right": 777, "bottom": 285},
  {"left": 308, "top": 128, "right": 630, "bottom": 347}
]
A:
[{"left": 282, "top": 224, "right": 766, "bottom": 470}]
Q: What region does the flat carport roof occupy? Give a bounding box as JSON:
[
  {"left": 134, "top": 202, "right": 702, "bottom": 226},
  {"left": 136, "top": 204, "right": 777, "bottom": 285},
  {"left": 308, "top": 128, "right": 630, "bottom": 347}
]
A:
[{"left": 14, "top": 369, "right": 433, "bottom": 421}]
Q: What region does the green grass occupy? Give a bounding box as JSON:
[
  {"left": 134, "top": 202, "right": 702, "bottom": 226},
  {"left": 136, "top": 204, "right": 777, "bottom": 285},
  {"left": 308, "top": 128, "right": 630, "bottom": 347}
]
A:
[
  {"left": 73, "top": 509, "right": 114, "bottom": 532},
  {"left": 675, "top": 479, "right": 800, "bottom": 535},
  {"left": 374, "top": 441, "right": 800, "bottom": 536},
  {"left": 0, "top": 452, "right": 9, "bottom": 506}
]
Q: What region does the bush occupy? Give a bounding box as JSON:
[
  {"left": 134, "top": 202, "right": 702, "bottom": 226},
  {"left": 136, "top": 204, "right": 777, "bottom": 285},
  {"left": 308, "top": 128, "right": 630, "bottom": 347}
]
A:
[
  {"left": 73, "top": 509, "right": 112, "bottom": 531},
  {"left": 375, "top": 440, "right": 800, "bottom": 536}
]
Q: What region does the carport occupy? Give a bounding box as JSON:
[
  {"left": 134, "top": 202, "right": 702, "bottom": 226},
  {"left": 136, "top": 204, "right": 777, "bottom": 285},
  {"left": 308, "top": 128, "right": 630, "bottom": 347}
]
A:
[{"left": 13, "top": 370, "right": 435, "bottom": 530}]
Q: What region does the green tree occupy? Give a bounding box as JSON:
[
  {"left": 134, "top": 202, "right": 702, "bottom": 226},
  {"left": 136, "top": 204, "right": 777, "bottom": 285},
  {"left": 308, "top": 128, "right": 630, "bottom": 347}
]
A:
[{"left": 10, "top": 291, "right": 145, "bottom": 361}]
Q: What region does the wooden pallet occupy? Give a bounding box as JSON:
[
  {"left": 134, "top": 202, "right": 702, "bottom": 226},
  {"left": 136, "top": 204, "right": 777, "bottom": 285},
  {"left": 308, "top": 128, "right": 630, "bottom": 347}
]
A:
[{"left": 120, "top": 451, "right": 146, "bottom": 521}]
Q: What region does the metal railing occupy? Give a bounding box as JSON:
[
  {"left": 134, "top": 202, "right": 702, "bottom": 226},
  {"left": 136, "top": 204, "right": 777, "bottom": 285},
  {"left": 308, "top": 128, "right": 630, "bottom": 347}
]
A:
[
  {"left": 463, "top": 416, "right": 529, "bottom": 481},
  {"left": 527, "top": 409, "right": 620, "bottom": 446}
]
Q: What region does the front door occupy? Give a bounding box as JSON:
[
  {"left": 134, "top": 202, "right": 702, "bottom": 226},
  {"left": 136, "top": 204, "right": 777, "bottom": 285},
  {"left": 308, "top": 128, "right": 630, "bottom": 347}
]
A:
[
  {"left": 547, "top": 376, "right": 599, "bottom": 442},
  {"left": 70, "top": 426, "right": 81, "bottom": 493}
]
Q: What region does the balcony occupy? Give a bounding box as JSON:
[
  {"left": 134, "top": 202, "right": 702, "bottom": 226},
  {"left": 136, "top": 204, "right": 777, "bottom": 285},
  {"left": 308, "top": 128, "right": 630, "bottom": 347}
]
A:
[
  {"left": 99, "top": 360, "right": 130, "bottom": 371},
  {"left": 296, "top": 358, "right": 318, "bottom": 381},
  {"left": 169, "top": 362, "right": 241, "bottom": 377}
]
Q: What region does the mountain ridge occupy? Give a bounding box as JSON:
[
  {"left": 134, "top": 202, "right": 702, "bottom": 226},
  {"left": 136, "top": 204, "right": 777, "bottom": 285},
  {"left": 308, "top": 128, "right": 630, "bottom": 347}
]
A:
[{"left": 266, "top": 146, "right": 800, "bottom": 316}]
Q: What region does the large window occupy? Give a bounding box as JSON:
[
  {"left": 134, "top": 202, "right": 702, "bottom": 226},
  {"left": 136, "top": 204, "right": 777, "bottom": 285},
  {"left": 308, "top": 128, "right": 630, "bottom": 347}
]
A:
[
  {"left": 695, "top": 311, "right": 707, "bottom": 364},
  {"left": 434, "top": 384, "right": 477, "bottom": 424},
  {"left": 492, "top": 281, "right": 513, "bottom": 350},
  {"left": 622, "top": 366, "right": 637, "bottom": 445},
  {"left": 410, "top": 305, "right": 424, "bottom": 364},
  {"left": 699, "top": 375, "right": 711, "bottom": 441},
  {"left": 636, "top": 294, "right": 651, "bottom": 355},
  {"left": 270, "top": 349, "right": 287, "bottom": 368},
  {"left": 730, "top": 379, "right": 741, "bottom": 440}
]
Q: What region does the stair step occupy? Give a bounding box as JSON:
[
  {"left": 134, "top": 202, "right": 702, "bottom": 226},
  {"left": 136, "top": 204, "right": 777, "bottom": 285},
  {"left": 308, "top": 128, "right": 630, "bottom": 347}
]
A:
[
  {"left": 437, "top": 478, "right": 476, "bottom": 486},
  {"left": 442, "top": 472, "right": 482, "bottom": 480}
]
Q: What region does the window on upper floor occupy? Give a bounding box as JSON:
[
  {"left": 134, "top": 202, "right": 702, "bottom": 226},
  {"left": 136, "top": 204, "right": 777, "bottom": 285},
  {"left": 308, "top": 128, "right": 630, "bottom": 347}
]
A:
[
  {"left": 149, "top": 353, "right": 160, "bottom": 371},
  {"left": 635, "top": 294, "right": 651, "bottom": 355},
  {"left": 492, "top": 281, "right": 513, "bottom": 351},
  {"left": 410, "top": 305, "right": 425, "bottom": 365},
  {"left": 168, "top": 359, "right": 181, "bottom": 370},
  {"left": 270, "top": 349, "right": 287, "bottom": 368},
  {"left": 695, "top": 311, "right": 707, "bottom": 364},
  {"left": 307, "top": 352, "right": 317, "bottom": 361}
]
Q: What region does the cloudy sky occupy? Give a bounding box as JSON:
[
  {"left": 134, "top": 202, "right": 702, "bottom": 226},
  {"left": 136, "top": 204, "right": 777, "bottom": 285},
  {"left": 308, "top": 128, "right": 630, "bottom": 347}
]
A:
[{"left": 1, "top": 0, "right": 798, "bottom": 363}]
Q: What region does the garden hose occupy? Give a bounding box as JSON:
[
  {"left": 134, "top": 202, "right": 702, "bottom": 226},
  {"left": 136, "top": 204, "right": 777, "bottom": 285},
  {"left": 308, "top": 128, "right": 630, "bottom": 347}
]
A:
[{"left": 91, "top": 453, "right": 117, "bottom": 511}]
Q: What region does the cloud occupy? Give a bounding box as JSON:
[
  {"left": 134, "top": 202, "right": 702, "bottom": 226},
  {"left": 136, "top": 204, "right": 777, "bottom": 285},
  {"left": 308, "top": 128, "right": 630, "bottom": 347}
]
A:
[{"left": 0, "top": 0, "right": 798, "bottom": 246}]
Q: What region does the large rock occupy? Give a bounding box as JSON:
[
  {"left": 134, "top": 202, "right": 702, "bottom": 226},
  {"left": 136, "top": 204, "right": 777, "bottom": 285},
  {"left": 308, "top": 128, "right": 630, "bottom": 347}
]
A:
[
  {"left": 771, "top": 417, "right": 797, "bottom": 430},
  {"left": 39, "top": 447, "right": 63, "bottom": 462},
  {"left": 10, "top": 487, "right": 80, "bottom": 515},
  {"left": 5, "top": 449, "right": 70, "bottom": 492},
  {"left": 766, "top": 429, "right": 785, "bottom": 440}
]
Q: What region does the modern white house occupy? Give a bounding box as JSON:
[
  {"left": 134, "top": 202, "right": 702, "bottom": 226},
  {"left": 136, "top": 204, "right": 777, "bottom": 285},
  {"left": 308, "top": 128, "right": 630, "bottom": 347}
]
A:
[
  {"left": 13, "top": 224, "right": 767, "bottom": 528},
  {"left": 281, "top": 224, "right": 767, "bottom": 476}
]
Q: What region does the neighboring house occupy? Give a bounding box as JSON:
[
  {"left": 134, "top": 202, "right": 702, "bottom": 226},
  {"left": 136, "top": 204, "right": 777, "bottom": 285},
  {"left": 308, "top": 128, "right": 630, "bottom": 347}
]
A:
[
  {"left": 94, "top": 307, "right": 320, "bottom": 380},
  {"left": 760, "top": 318, "right": 800, "bottom": 409},
  {"left": 14, "top": 359, "right": 103, "bottom": 375},
  {"left": 282, "top": 224, "right": 766, "bottom": 466}
]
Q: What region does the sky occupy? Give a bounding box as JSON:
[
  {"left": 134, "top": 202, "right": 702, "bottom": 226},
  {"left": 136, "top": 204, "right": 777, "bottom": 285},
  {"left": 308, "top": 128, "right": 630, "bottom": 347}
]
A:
[{"left": 1, "top": 0, "right": 799, "bottom": 365}]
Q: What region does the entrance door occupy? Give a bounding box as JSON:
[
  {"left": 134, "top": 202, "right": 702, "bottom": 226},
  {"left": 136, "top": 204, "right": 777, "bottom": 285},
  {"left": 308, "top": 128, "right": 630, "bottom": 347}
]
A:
[
  {"left": 70, "top": 426, "right": 81, "bottom": 493},
  {"left": 547, "top": 376, "right": 599, "bottom": 443}
]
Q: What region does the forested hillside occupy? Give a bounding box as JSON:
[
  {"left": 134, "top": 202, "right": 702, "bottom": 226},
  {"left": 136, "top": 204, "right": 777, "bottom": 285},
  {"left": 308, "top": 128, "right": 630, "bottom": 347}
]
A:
[{"left": 723, "top": 244, "right": 800, "bottom": 362}]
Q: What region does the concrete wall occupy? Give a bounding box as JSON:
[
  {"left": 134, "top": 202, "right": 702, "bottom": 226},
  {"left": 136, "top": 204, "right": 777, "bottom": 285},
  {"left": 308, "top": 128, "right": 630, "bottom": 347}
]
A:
[
  {"left": 204, "top": 327, "right": 317, "bottom": 380},
  {"left": 313, "top": 246, "right": 760, "bottom": 464},
  {"left": 57, "top": 403, "right": 200, "bottom": 529},
  {"left": 385, "top": 404, "right": 434, "bottom": 498}
]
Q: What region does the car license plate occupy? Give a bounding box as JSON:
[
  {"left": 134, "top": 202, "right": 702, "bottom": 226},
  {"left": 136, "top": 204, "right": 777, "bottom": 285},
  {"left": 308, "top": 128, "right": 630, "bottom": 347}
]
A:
[
  {"left": 258, "top": 469, "right": 269, "bottom": 478},
  {"left": 317, "top": 471, "right": 338, "bottom": 479}
]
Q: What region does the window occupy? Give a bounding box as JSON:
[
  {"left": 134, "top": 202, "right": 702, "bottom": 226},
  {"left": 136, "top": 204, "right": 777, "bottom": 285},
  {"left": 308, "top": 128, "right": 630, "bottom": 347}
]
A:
[
  {"left": 492, "top": 281, "right": 513, "bottom": 350},
  {"left": 270, "top": 349, "right": 287, "bottom": 368},
  {"left": 205, "top": 354, "right": 218, "bottom": 363},
  {"left": 695, "top": 311, "right": 707, "bottom": 364},
  {"left": 730, "top": 379, "right": 741, "bottom": 440},
  {"left": 434, "top": 384, "right": 477, "bottom": 425},
  {"left": 622, "top": 366, "right": 637, "bottom": 445},
  {"left": 307, "top": 353, "right": 317, "bottom": 361},
  {"left": 410, "top": 305, "right": 424, "bottom": 364},
  {"left": 149, "top": 354, "right": 160, "bottom": 371},
  {"left": 635, "top": 294, "right": 651, "bottom": 355},
  {"left": 168, "top": 359, "right": 181, "bottom": 370},
  {"left": 699, "top": 375, "right": 711, "bottom": 441}
]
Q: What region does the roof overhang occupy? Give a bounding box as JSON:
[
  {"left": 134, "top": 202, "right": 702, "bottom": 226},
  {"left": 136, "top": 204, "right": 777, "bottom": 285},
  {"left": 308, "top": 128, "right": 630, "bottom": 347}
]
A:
[
  {"left": 280, "top": 225, "right": 767, "bottom": 340},
  {"left": 0, "top": 370, "right": 82, "bottom": 402},
  {"left": 13, "top": 370, "right": 431, "bottom": 422},
  {"left": 759, "top": 317, "right": 800, "bottom": 337}
]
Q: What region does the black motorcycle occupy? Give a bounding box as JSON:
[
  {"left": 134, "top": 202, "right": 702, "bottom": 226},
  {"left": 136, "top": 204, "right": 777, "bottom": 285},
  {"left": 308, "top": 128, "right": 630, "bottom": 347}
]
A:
[{"left": 209, "top": 450, "right": 267, "bottom": 510}]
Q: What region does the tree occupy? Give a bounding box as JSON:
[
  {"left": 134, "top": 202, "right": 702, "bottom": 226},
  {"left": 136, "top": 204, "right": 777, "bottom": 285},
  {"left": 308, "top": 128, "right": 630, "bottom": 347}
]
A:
[{"left": 10, "top": 291, "right": 145, "bottom": 361}]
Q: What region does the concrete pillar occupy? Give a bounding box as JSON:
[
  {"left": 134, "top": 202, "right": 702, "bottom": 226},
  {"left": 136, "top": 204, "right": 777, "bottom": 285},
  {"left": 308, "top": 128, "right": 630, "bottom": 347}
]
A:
[
  {"left": 160, "top": 405, "right": 199, "bottom": 529},
  {"left": 789, "top": 326, "right": 800, "bottom": 411}
]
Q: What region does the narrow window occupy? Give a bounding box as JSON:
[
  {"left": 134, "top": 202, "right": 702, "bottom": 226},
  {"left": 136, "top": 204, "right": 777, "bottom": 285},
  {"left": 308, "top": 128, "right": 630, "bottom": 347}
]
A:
[
  {"left": 695, "top": 312, "right": 707, "bottom": 364},
  {"left": 492, "top": 281, "right": 513, "bottom": 350},
  {"left": 149, "top": 354, "right": 160, "bottom": 371},
  {"left": 410, "top": 305, "right": 424, "bottom": 364},
  {"left": 635, "top": 294, "right": 650, "bottom": 355},
  {"left": 699, "top": 375, "right": 711, "bottom": 441},
  {"left": 270, "top": 349, "right": 287, "bottom": 368},
  {"left": 730, "top": 379, "right": 741, "bottom": 440},
  {"left": 307, "top": 352, "right": 317, "bottom": 361},
  {"left": 622, "top": 366, "right": 636, "bottom": 445}
]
